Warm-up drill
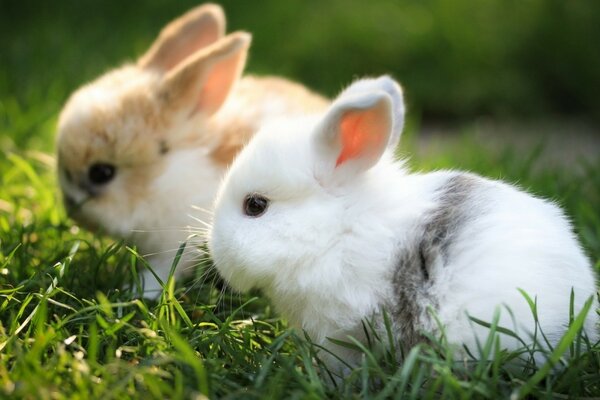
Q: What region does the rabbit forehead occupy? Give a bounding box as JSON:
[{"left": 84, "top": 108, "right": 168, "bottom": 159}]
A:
[
  {"left": 226, "top": 116, "right": 320, "bottom": 197},
  {"left": 61, "top": 65, "right": 160, "bottom": 123},
  {"left": 57, "top": 66, "right": 166, "bottom": 169}
]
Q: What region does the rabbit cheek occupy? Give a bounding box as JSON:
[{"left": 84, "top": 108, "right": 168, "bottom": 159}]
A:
[
  {"left": 210, "top": 225, "right": 249, "bottom": 291},
  {"left": 70, "top": 212, "right": 101, "bottom": 232},
  {"left": 209, "top": 204, "right": 274, "bottom": 292}
]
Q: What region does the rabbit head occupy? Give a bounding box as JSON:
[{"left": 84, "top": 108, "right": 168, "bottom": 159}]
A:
[
  {"left": 209, "top": 77, "right": 405, "bottom": 330},
  {"left": 56, "top": 4, "right": 250, "bottom": 239}
]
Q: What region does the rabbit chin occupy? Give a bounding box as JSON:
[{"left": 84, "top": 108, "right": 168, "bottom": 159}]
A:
[
  {"left": 65, "top": 206, "right": 102, "bottom": 233},
  {"left": 61, "top": 191, "right": 136, "bottom": 241}
]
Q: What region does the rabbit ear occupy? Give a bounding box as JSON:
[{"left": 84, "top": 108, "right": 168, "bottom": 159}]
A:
[
  {"left": 313, "top": 89, "right": 393, "bottom": 180},
  {"left": 160, "top": 32, "right": 251, "bottom": 117},
  {"left": 338, "top": 76, "right": 405, "bottom": 151},
  {"left": 138, "top": 4, "right": 226, "bottom": 71}
]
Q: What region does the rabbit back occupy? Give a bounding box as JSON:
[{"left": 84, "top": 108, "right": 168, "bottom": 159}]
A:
[{"left": 389, "top": 172, "right": 598, "bottom": 352}]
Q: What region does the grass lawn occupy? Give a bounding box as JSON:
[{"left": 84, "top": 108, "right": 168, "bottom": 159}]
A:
[{"left": 1, "top": 1, "right": 599, "bottom": 398}]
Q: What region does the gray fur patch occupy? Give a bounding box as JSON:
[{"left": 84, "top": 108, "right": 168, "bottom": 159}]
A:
[{"left": 390, "top": 173, "right": 481, "bottom": 350}]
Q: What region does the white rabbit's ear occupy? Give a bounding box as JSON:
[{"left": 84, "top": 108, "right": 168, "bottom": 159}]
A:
[
  {"left": 160, "top": 32, "right": 251, "bottom": 117},
  {"left": 314, "top": 90, "right": 393, "bottom": 180},
  {"left": 138, "top": 4, "right": 226, "bottom": 71},
  {"left": 338, "top": 76, "right": 405, "bottom": 151}
]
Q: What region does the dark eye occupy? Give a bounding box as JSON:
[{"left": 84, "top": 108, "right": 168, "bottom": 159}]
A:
[
  {"left": 243, "top": 193, "right": 269, "bottom": 217},
  {"left": 88, "top": 163, "right": 116, "bottom": 185}
]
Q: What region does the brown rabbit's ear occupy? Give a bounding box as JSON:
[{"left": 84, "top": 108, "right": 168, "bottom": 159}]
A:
[
  {"left": 138, "top": 4, "right": 226, "bottom": 71},
  {"left": 160, "top": 32, "right": 251, "bottom": 117}
]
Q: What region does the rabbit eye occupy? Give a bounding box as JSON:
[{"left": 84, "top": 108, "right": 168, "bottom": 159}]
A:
[
  {"left": 88, "top": 163, "right": 116, "bottom": 185},
  {"left": 243, "top": 194, "right": 269, "bottom": 217}
]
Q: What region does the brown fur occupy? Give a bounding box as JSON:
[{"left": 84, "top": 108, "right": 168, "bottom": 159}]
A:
[
  {"left": 209, "top": 75, "right": 329, "bottom": 165},
  {"left": 57, "top": 66, "right": 169, "bottom": 211},
  {"left": 138, "top": 3, "right": 225, "bottom": 71},
  {"left": 56, "top": 5, "right": 328, "bottom": 245}
]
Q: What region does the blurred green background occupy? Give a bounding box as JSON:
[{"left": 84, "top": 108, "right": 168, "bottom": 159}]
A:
[{"left": 1, "top": 0, "right": 600, "bottom": 153}]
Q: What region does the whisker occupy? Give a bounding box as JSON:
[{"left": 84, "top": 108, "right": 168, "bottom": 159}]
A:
[
  {"left": 141, "top": 248, "right": 187, "bottom": 258},
  {"left": 190, "top": 205, "right": 214, "bottom": 216},
  {"left": 139, "top": 242, "right": 206, "bottom": 259},
  {"left": 189, "top": 216, "right": 213, "bottom": 230},
  {"left": 183, "top": 272, "right": 212, "bottom": 299},
  {"left": 186, "top": 231, "right": 209, "bottom": 240},
  {"left": 215, "top": 280, "right": 228, "bottom": 314},
  {"left": 140, "top": 246, "right": 193, "bottom": 257},
  {"left": 184, "top": 224, "right": 210, "bottom": 231},
  {"left": 130, "top": 226, "right": 194, "bottom": 233}
]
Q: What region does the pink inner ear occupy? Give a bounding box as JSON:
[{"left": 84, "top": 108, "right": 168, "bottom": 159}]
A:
[
  {"left": 335, "top": 110, "right": 388, "bottom": 167},
  {"left": 196, "top": 52, "right": 242, "bottom": 115}
]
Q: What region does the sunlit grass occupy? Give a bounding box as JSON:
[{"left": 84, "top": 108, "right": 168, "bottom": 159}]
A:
[{"left": 1, "top": 123, "right": 599, "bottom": 398}]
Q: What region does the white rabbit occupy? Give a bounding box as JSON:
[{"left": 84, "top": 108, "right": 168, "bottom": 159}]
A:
[
  {"left": 56, "top": 4, "right": 328, "bottom": 297},
  {"left": 208, "top": 75, "right": 598, "bottom": 368}
]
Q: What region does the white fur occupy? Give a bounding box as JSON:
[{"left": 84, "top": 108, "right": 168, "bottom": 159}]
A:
[
  {"left": 209, "top": 76, "right": 598, "bottom": 367},
  {"left": 131, "top": 148, "right": 222, "bottom": 294}
]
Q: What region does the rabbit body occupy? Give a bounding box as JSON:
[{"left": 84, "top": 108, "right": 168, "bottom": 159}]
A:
[
  {"left": 56, "top": 5, "right": 327, "bottom": 296},
  {"left": 208, "top": 76, "right": 598, "bottom": 365}
]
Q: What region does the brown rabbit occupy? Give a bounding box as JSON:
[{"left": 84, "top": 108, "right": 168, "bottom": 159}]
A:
[{"left": 56, "top": 4, "right": 328, "bottom": 297}]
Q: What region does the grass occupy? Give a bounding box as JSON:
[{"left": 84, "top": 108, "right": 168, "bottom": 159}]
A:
[
  {"left": 1, "top": 116, "right": 599, "bottom": 399},
  {"left": 1, "top": 1, "right": 600, "bottom": 398}
]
